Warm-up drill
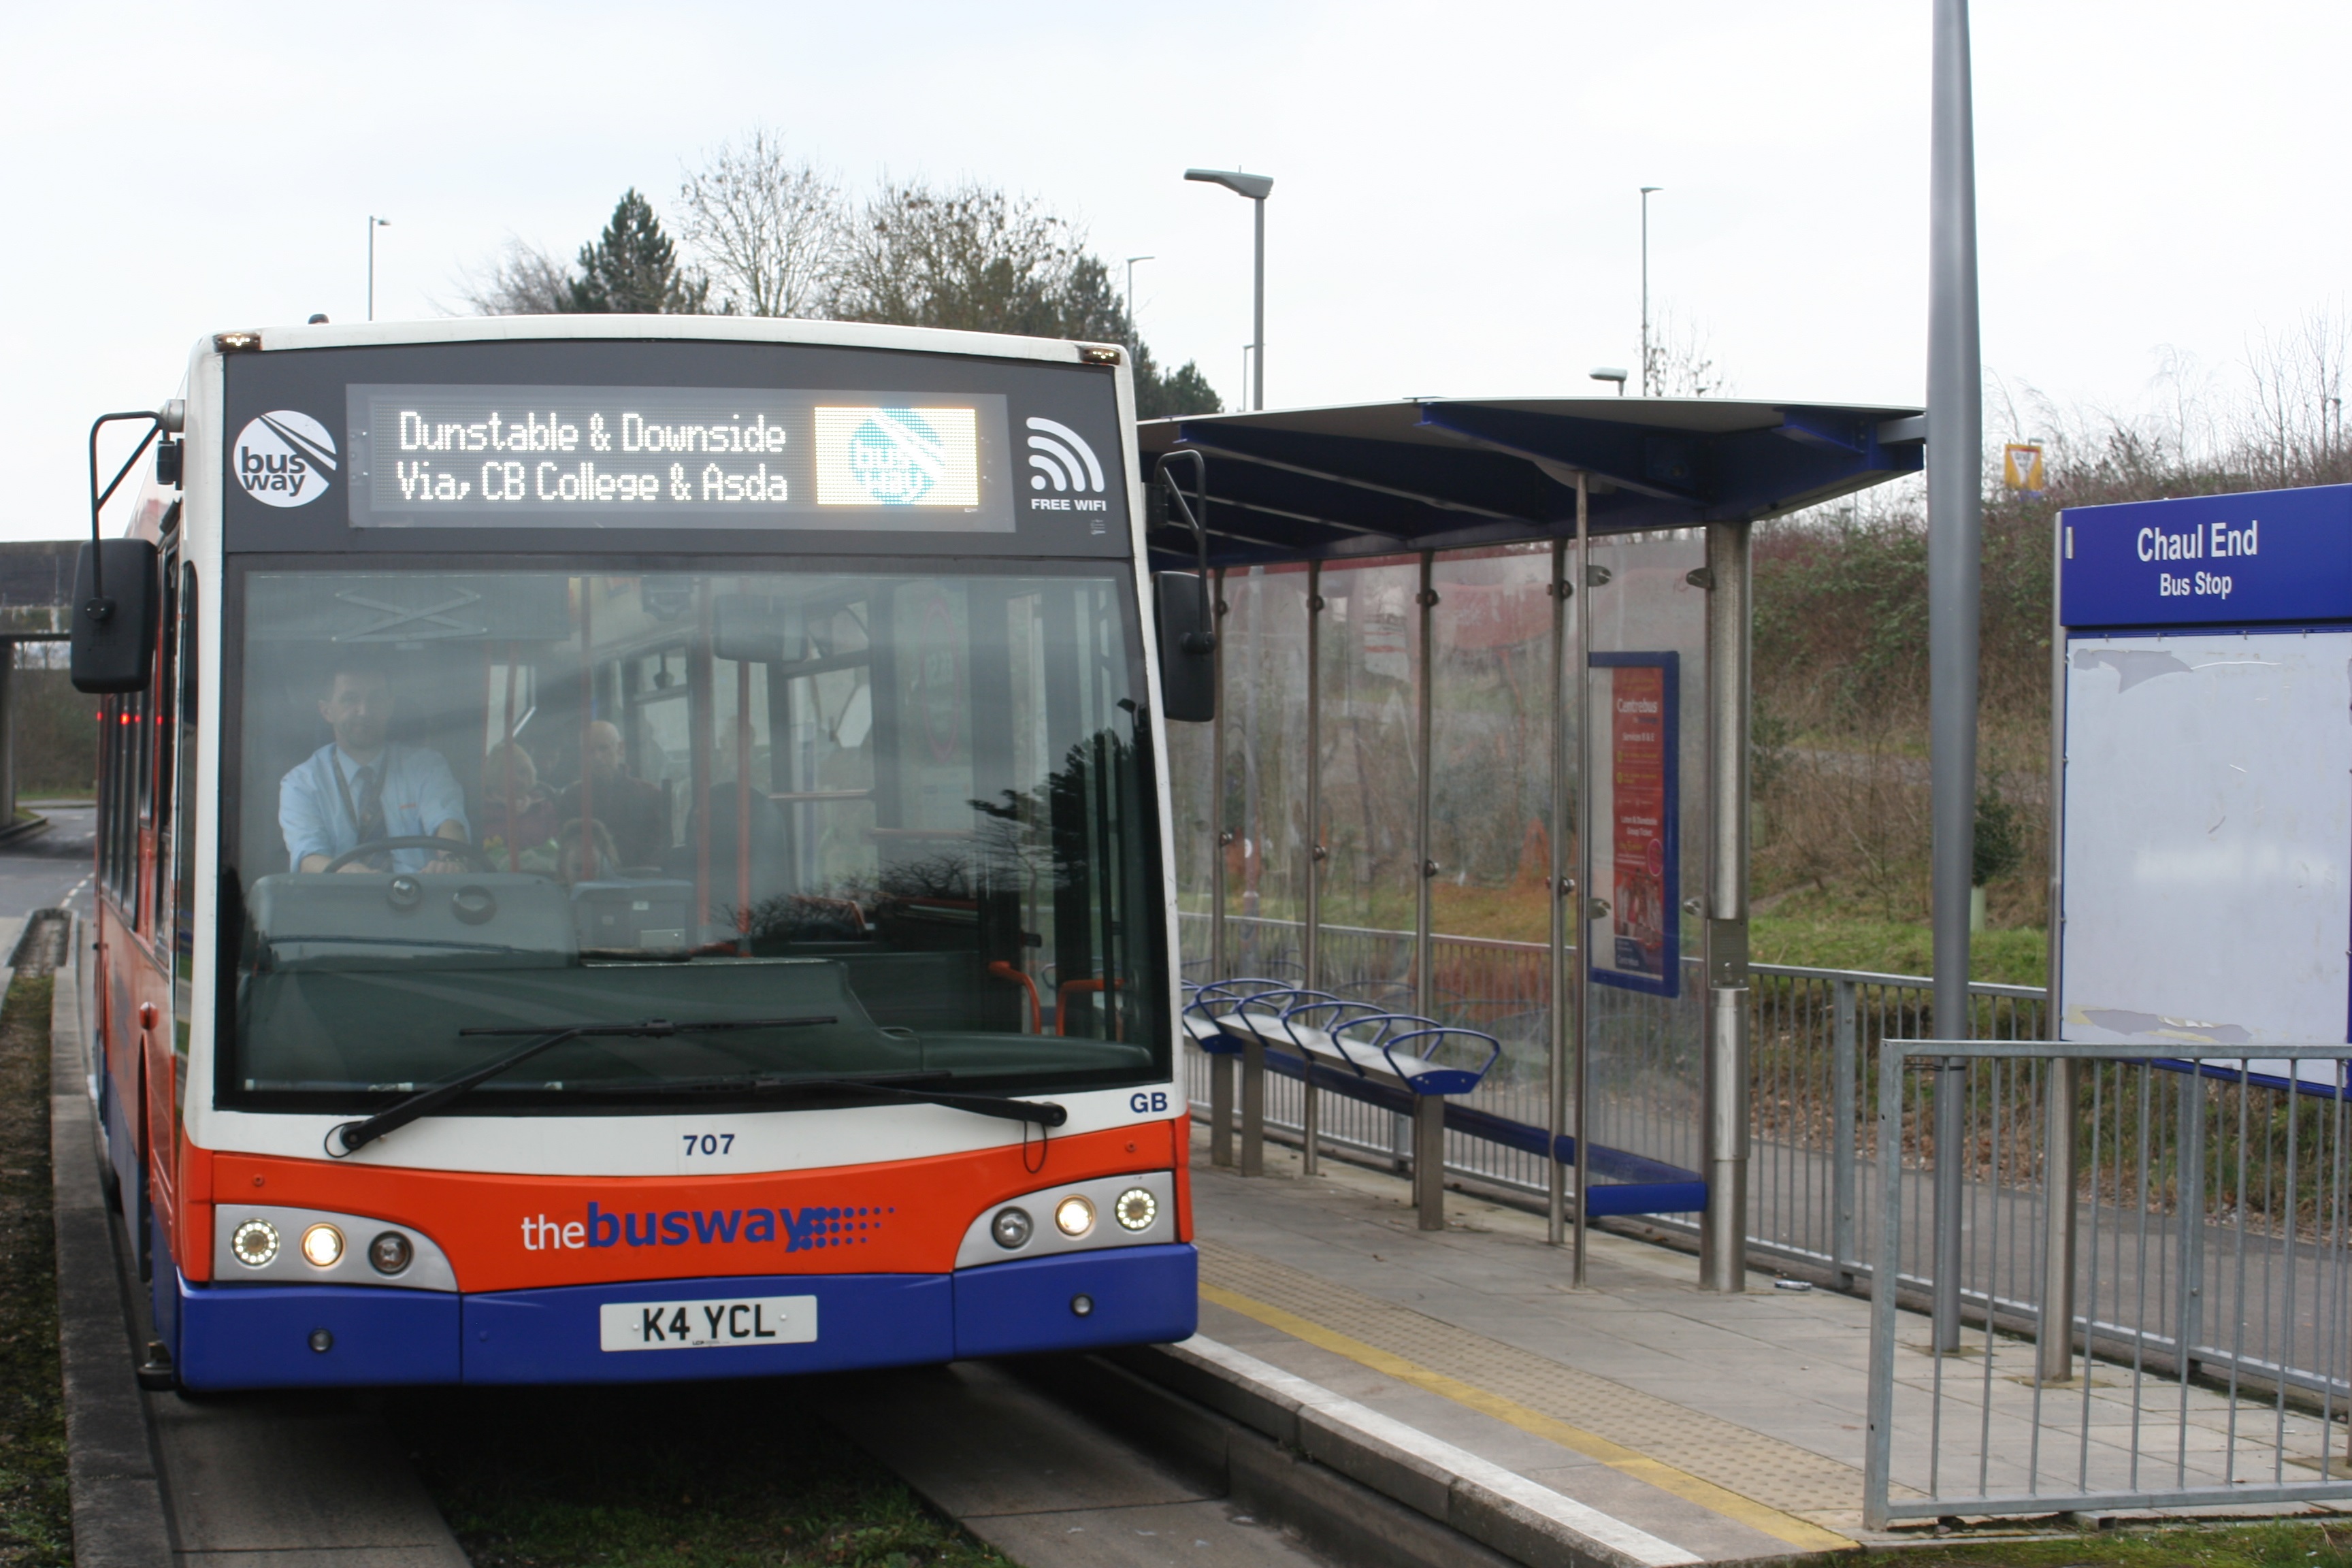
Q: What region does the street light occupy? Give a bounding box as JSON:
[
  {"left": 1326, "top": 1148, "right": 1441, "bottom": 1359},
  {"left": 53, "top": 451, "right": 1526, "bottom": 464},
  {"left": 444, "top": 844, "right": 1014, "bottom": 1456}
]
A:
[
  {"left": 1186, "top": 168, "right": 1273, "bottom": 410},
  {"left": 1589, "top": 368, "right": 1629, "bottom": 396},
  {"left": 1639, "top": 187, "right": 1661, "bottom": 395},
  {"left": 1124, "top": 255, "right": 1154, "bottom": 349},
  {"left": 368, "top": 216, "right": 392, "bottom": 322}
]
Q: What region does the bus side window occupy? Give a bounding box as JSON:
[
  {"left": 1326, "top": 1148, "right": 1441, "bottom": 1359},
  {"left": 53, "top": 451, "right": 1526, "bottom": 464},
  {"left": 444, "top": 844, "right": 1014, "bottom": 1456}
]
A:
[
  {"left": 169, "top": 564, "right": 197, "bottom": 970},
  {"left": 151, "top": 559, "right": 179, "bottom": 941}
]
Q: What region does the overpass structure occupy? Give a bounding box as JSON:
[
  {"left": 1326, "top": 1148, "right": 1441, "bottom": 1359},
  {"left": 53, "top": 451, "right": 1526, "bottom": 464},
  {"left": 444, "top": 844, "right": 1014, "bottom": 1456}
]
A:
[
  {"left": 0, "top": 540, "right": 80, "bottom": 833},
  {"left": 1139, "top": 395, "right": 1924, "bottom": 1288}
]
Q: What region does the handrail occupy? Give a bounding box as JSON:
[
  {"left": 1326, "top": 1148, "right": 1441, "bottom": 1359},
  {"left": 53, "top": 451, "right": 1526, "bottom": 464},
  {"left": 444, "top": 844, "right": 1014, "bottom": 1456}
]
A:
[{"left": 986, "top": 961, "right": 1041, "bottom": 1034}]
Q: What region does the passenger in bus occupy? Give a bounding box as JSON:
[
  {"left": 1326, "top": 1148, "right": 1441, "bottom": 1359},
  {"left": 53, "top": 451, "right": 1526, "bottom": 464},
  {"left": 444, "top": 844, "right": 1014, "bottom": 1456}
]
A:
[
  {"left": 557, "top": 720, "right": 668, "bottom": 871},
  {"left": 479, "top": 741, "right": 557, "bottom": 869},
  {"left": 279, "top": 662, "right": 471, "bottom": 874}
]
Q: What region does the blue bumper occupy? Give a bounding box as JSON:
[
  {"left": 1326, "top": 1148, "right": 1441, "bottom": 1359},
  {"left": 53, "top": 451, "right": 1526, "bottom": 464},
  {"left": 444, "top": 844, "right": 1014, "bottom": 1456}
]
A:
[{"left": 174, "top": 1243, "right": 1198, "bottom": 1390}]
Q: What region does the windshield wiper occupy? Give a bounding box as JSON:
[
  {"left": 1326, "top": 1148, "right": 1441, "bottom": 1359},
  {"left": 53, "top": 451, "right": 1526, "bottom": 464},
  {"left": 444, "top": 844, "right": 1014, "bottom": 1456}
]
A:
[
  {"left": 561, "top": 1069, "right": 1068, "bottom": 1128},
  {"left": 326, "top": 1015, "right": 836, "bottom": 1156}
]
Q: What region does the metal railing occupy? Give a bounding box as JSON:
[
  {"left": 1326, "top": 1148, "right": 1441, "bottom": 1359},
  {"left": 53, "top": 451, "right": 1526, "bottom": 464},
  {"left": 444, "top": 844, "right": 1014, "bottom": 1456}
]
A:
[
  {"left": 1864, "top": 1039, "right": 2352, "bottom": 1525},
  {"left": 1187, "top": 911, "right": 2352, "bottom": 1521}
]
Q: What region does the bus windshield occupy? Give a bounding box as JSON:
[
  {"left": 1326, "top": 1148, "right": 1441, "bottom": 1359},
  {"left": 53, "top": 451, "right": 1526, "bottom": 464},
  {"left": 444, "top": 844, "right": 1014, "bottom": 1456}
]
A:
[{"left": 222, "top": 561, "right": 1165, "bottom": 1109}]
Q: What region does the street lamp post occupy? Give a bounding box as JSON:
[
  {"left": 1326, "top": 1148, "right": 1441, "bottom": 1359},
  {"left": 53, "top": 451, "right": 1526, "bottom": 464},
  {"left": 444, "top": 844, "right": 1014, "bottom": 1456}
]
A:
[
  {"left": 368, "top": 216, "right": 392, "bottom": 322},
  {"left": 1186, "top": 169, "right": 1274, "bottom": 410},
  {"left": 1124, "top": 255, "right": 1154, "bottom": 349},
  {"left": 1639, "top": 187, "right": 1661, "bottom": 395}
]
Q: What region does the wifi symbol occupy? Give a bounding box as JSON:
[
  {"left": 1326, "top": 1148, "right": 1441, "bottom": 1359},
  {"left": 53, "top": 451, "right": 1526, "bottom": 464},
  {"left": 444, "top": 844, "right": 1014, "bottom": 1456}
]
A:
[{"left": 1026, "top": 418, "right": 1105, "bottom": 494}]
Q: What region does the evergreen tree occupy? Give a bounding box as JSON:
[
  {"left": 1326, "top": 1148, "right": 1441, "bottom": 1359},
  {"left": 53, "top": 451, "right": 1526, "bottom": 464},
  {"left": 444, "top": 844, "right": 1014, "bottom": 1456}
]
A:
[{"left": 568, "top": 189, "right": 709, "bottom": 314}]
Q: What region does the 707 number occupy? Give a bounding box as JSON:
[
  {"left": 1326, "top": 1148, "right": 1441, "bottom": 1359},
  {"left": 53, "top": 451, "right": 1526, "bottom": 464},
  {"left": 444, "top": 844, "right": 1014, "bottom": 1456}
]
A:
[{"left": 683, "top": 1133, "right": 736, "bottom": 1156}]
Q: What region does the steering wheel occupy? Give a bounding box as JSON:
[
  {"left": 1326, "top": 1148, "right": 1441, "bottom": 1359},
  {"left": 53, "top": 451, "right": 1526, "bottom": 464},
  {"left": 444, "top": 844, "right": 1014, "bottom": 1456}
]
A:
[{"left": 320, "top": 836, "right": 495, "bottom": 874}]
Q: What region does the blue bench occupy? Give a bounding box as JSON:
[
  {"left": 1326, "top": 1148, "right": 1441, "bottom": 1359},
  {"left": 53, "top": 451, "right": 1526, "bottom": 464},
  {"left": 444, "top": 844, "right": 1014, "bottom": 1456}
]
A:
[{"left": 1181, "top": 977, "right": 1705, "bottom": 1225}]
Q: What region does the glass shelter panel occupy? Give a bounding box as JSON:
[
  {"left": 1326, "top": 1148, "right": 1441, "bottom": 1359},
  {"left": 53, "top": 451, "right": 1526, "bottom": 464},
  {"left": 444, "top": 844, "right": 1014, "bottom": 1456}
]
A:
[
  {"left": 1583, "top": 530, "right": 1708, "bottom": 1184},
  {"left": 224, "top": 562, "right": 1166, "bottom": 1111},
  {"left": 1314, "top": 558, "right": 1422, "bottom": 1009},
  {"left": 1218, "top": 565, "right": 1313, "bottom": 983},
  {"left": 1428, "top": 545, "right": 1562, "bottom": 1188}
]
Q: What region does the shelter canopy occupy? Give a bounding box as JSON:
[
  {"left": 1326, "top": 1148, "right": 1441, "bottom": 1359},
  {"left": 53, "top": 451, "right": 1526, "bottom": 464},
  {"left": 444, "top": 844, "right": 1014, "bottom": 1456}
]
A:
[{"left": 1139, "top": 397, "right": 1924, "bottom": 569}]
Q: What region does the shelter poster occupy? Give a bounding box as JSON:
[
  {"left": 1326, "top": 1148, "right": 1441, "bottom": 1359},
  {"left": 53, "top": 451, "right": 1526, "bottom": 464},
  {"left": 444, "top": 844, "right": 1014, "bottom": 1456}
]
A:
[{"left": 1588, "top": 653, "right": 1679, "bottom": 996}]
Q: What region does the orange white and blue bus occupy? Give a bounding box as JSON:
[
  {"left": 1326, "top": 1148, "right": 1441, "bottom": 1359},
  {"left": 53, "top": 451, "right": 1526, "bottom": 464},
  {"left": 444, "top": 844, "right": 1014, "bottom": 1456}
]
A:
[{"left": 75, "top": 316, "right": 1210, "bottom": 1389}]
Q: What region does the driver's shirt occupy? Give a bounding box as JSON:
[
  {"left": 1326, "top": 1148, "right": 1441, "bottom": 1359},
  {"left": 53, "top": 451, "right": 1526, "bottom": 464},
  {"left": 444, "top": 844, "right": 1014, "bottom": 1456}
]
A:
[{"left": 280, "top": 742, "right": 470, "bottom": 872}]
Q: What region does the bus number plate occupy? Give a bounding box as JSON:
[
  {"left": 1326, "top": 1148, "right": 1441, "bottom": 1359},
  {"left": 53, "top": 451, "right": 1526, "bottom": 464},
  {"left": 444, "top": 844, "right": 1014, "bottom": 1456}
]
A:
[{"left": 598, "top": 1294, "right": 817, "bottom": 1352}]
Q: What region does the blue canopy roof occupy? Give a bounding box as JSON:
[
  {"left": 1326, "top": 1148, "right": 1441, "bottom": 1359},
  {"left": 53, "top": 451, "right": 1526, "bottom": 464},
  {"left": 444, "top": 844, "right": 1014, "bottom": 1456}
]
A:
[{"left": 1139, "top": 396, "right": 1924, "bottom": 569}]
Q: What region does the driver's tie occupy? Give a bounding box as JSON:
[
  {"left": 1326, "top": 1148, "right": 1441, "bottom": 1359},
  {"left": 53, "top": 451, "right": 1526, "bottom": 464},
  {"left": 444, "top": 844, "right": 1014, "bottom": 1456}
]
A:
[{"left": 355, "top": 764, "right": 390, "bottom": 870}]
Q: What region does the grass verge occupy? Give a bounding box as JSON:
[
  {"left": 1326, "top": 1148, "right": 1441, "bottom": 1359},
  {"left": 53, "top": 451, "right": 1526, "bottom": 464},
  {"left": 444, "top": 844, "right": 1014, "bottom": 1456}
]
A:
[
  {"left": 387, "top": 1379, "right": 1013, "bottom": 1568},
  {"left": 1753, "top": 912, "right": 2048, "bottom": 987},
  {"left": 1865, "top": 1517, "right": 2352, "bottom": 1567},
  {"left": 0, "top": 972, "right": 68, "bottom": 1567}
]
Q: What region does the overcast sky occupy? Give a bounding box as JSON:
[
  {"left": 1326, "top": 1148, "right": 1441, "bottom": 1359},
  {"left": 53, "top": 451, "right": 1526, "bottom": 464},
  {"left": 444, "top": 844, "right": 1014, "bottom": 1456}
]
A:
[{"left": 5, "top": 1, "right": 2345, "bottom": 540}]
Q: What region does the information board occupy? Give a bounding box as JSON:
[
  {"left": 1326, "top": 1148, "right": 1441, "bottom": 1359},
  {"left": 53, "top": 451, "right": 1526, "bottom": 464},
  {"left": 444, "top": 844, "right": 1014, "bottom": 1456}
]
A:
[{"left": 1588, "top": 652, "right": 1679, "bottom": 997}]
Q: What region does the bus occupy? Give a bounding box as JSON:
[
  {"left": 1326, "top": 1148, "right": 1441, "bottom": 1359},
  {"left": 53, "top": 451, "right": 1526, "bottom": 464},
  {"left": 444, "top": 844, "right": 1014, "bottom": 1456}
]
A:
[{"left": 76, "top": 316, "right": 1205, "bottom": 1390}]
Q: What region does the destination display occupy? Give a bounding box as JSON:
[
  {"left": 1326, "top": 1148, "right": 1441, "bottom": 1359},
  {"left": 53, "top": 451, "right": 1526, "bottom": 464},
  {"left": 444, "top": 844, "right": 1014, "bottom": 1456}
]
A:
[{"left": 344, "top": 385, "right": 1009, "bottom": 531}]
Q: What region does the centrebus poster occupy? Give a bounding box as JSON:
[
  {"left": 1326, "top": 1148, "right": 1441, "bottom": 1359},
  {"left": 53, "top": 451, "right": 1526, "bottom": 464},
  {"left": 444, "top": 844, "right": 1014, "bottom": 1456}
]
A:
[{"left": 1588, "top": 653, "right": 1680, "bottom": 997}]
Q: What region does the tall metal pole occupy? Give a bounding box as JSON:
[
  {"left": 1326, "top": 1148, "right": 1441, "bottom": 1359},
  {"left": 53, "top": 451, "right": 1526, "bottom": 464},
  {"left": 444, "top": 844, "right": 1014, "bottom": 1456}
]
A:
[
  {"left": 1639, "top": 188, "right": 1661, "bottom": 396},
  {"left": 1251, "top": 197, "right": 1267, "bottom": 411},
  {"left": 1700, "top": 521, "right": 1752, "bottom": 1294},
  {"left": 1124, "top": 255, "right": 1154, "bottom": 347},
  {"left": 1927, "top": 0, "right": 1984, "bottom": 1354},
  {"left": 1303, "top": 561, "right": 1325, "bottom": 1178},
  {"left": 1412, "top": 551, "right": 1442, "bottom": 1230},
  {"left": 368, "top": 215, "right": 390, "bottom": 322}
]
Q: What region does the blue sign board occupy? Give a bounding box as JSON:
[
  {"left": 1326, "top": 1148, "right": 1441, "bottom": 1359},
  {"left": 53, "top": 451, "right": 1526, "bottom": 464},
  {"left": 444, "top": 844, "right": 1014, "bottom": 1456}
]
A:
[{"left": 2060, "top": 483, "right": 2352, "bottom": 627}]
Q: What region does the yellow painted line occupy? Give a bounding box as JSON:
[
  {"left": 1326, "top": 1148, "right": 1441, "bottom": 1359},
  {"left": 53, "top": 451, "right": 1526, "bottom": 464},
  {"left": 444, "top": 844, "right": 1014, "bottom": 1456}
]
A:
[{"left": 1200, "top": 1281, "right": 1852, "bottom": 1552}]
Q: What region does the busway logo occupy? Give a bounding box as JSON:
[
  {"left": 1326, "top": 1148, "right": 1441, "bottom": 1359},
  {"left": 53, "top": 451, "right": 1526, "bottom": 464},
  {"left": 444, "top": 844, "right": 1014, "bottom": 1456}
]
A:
[
  {"left": 1025, "top": 417, "right": 1104, "bottom": 494},
  {"left": 519, "top": 1202, "right": 890, "bottom": 1254},
  {"left": 235, "top": 410, "right": 337, "bottom": 508}
]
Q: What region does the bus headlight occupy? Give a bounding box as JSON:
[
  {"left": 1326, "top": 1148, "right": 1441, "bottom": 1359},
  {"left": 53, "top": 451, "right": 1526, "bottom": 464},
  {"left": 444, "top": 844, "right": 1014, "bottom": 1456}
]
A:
[
  {"left": 1114, "top": 1188, "right": 1158, "bottom": 1231},
  {"left": 1054, "top": 1194, "right": 1096, "bottom": 1237},
  {"left": 990, "top": 1208, "right": 1033, "bottom": 1250},
  {"left": 231, "top": 1219, "right": 280, "bottom": 1267},
  {"left": 299, "top": 1223, "right": 344, "bottom": 1267}
]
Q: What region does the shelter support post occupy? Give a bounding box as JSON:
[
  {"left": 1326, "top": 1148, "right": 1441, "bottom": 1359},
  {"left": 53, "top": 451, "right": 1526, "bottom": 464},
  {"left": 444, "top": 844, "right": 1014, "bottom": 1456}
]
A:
[
  {"left": 1210, "top": 571, "right": 1233, "bottom": 1168},
  {"left": 1240, "top": 1034, "right": 1265, "bottom": 1177},
  {"left": 1302, "top": 563, "right": 1324, "bottom": 1177},
  {"left": 1569, "top": 479, "right": 1592, "bottom": 1284},
  {"left": 1209, "top": 1056, "right": 1235, "bottom": 1168},
  {"left": 1699, "top": 519, "right": 1750, "bottom": 1293},
  {"left": 2037, "top": 1057, "right": 2079, "bottom": 1382},
  {"left": 1547, "top": 536, "right": 1569, "bottom": 1249},
  {"left": 1413, "top": 551, "right": 1442, "bottom": 1229}
]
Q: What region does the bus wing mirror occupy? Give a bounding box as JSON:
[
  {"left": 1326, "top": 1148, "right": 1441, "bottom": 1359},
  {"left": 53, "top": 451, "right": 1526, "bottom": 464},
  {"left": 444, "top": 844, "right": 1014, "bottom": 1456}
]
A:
[
  {"left": 71, "top": 539, "right": 160, "bottom": 693},
  {"left": 1154, "top": 572, "right": 1217, "bottom": 723}
]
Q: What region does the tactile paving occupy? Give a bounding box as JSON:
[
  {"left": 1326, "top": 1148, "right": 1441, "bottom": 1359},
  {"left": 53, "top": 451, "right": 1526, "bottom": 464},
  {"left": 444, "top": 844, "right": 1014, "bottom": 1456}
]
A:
[{"left": 1198, "top": 1237, "right": 1881, "bottom": 1519}]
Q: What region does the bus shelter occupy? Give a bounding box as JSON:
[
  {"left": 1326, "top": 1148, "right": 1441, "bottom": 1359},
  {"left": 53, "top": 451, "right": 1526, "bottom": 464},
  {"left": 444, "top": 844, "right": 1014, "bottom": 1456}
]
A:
[{"left": 1143, "top": 396, "right": 1923, "bottom": 1288}]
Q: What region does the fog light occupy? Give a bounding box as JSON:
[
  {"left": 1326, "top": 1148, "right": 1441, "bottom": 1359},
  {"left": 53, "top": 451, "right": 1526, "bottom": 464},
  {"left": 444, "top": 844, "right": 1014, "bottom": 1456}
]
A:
[
  {"left": 369, "top": 1231, "right": 413, "bottom": 1275},
  {"left": 1071, "top": 1294, "right": 1094, "bottom": 1317},
  {"left": 990, "top": 1207, "right": 1033, "bottom": 1250},
  {"left": 230, "top": 1218, "right": 280, "bottom": 1267},
  {"left": 300, "top": 1223, "right": 344, "bottom": 1267},
  {"left": 1114, "top": 1188, "right": 1158, "bottom": 1231},
  {"left": 308, "top": 1328, "right": 333, "bottom": 1353},
  {"left": 1054, "top": 1194, "right": 1096, "bottom": 1237}
]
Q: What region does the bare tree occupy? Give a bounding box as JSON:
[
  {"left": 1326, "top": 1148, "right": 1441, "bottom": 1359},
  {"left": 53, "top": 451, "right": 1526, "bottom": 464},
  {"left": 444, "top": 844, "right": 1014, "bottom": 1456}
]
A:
[
  {"left": 2239, "top": 308, "right": 2349, "bottom": 486},
  {"left": 453, "top": 237, "right": 576, "bottom": 316},
  {"left": 675, "top": 130, "right": 845, "bottom": 318},
  {"left": 1642, "top": 304, "right": 1727, "bottom": 397},
  {"left": 830, "top": 180, "right": 1083, "bottom": 334}
]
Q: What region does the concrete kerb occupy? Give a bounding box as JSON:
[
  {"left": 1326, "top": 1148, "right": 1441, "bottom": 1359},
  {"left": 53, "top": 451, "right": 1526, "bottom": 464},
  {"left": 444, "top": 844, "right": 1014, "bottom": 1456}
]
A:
[
  {"left": 42, "top": 909, "right": 177, "bottom": 1565},
  {"left": 1104, "top": 1337, "right": 1773, "bottom": 1568}
]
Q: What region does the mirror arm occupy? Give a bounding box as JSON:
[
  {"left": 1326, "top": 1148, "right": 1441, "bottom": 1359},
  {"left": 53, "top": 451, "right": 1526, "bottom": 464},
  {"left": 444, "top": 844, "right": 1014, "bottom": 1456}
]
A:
[
  {"left": 85, "top": 410, "right": 167, "bottom": 615},
  {"left": 1151, "top": 449, "right": 1217, "bottom": 655}
]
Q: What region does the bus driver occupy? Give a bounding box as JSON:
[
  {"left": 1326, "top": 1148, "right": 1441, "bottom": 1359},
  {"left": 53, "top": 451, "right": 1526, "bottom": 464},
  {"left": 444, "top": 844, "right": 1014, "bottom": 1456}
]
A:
[{"left": 280, "top": 662, "right": 472, "bottom": 874}]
